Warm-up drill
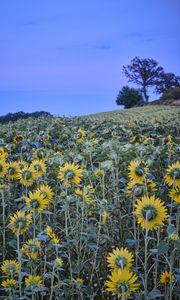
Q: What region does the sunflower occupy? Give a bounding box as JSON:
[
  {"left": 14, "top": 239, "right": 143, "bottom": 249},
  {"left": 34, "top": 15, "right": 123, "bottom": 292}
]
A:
[
  {"left": 127, "top": 180, "right": 157, "bottom": 198},
  {"left": 46, "top": 226, "right": 60, "bottom": 244},
  {"left": 13, "top": 134, "right": 24, "bottom": 144},
  {"left": 133, "top": 195, "right": 168, "bottom": 230},
  {"left": 94, "top": 169, "right": 104, "bottom": 178},
  {"left": 160, "top": 271, "right": 175, "bottom": 284},
  {"left": 58, "top": 162, "right": 83, "bottom": 186},
  {"left": 0, "top": 147, "right": 8, "bottom": 159},
  {"left": 29, "top": 160, "right": 46, "bottom": 177},
  {"left": 1, "top": 279, "right": 17, "bottom": 289},
  {"left": 7, "top": 162, "right": 20, "bottom": 180},
  {"left": 75, "top": 188, "right": 91, "bottom": 204},
  {"left": 163, "top": 135, "right": 173, "bottom": 145},
  {"left": 102, "top": 210, "right": 108, "bottom": 224},
  {"left": 1, "top": 260, "right": 20, "bottom": 275},
  {"left": 18, "top": 160, "right": 28, "bottom": 170},
  {"left": 143, "top": 137, "right": 154, "bottom": 146},
  {"left": 38, "top": 184, "right": 54, "bottom": 202},
  {"left": 24, "top": 190, "right": 49, "bottom": 213},
  {"left": 9, "top": 210, "right": 32, "bottom": 234},
  {"left": 76, "top": 129, "right": 86, "bottom": 144},
  {"left": 164, "top": 161, "right": 180, "bottom": 187},
  {"left": 55, "top": 257, "right": 63, "bottom": 267},
  {"left": 105, "top": 268, "right": 139, "bottom": 298},
  {"left": 0, "top": 159, "right": 7, "bottom": 178},
  {"left": 169, "top": 186, "right": 180, "bottom": 204},
  {"left": 34, "top": 148, "right": 48, "bottom": 161},
  {"left": 18, "top": 167, "right": 36, "bottom": 187},
  {"left": 107, "top": 247, "right": 134, "bottom": 270},
  {"left": 22, "top": 239, "right": 41, "bottom": 260},
  {"left": 128, "top": 160, "right": 148, "bottom": 183},
  {"left": 25, "top": 275, "right": 43, "bottom": 288}
]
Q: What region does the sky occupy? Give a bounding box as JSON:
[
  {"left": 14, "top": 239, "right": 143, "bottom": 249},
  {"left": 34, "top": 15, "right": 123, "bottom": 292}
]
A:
[{"left": 0, "top": 0, "right": 180, "bottom": 116}]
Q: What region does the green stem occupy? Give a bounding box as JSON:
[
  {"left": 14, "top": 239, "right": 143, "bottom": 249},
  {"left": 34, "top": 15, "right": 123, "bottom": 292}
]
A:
[
  {"left": 1, "top": 190, "right": 6, "bottom": 261},
  {"left": 17, "top": 226, "right": 22, "bottom": 298}
]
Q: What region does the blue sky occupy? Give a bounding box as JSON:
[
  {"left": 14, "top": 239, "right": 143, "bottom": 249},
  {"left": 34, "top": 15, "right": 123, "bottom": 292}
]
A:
[{"left": 0, "top": 0, "right": 180, "bottom": 116}]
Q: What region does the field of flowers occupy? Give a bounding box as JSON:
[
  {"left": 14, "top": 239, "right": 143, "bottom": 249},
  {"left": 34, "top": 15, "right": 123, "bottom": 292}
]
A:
[{"left": 0, "top": 105, "right": 180, "bottom": 300}]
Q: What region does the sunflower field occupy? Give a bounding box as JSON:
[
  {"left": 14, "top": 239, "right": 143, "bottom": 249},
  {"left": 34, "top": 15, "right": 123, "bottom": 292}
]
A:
[{"left": 0, "top": 105, "right": 180, "bottom": 300}]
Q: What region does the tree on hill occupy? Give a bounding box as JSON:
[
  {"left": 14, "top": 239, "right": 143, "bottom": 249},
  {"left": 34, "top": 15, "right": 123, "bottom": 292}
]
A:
[
  {"left": 122, "top": 57, "right": 164, "bottom": 102},
  {"left": 116, "top": 86, "right": 144, "bottom": 108},
  {"left": 155, "top": 72, "right": 180, "bottom": 94}
]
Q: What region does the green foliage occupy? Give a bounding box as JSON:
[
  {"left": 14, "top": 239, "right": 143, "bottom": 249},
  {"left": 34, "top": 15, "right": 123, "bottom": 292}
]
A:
[
  {"left": 161, "top": 87, "right": 180, "bottom": 100},
  {"left": 155, "top": 72, "right": 180, "bottom": 94},
  {"left": 116, "top": 86, "right": 144, "bottom": 108},
  {"left": 0, "top": 111, "right": 52, "bottom": 124}
]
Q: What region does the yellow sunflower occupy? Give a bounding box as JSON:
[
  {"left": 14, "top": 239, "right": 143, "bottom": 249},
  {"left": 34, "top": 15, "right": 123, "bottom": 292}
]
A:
[
  {"left": 29, "top": 160, "right": 46, "bottom": 177},
  {"left": 0, "top": 159, "right": 7, "bottom": 178},
  {"left": 102, "top": 210, "right": 108, "bottom": 224},
  {"left": 18, "top": 167, "right": 36, "bottom": 187},
  {"left": 127, "top": 180, "right": 157, "bottom": 198},
  {"left": 18, "top": 160, "right": 28, "bottom": 170},
  {"left": 1, "top": 260, "right": 20, "bottom": 276},
  {"left": 75, "top": 188, "right": 91, "bottom": 204},
  {"left": 25, "top": 275, "right": 43, "bottom": 288},
  {"left": 169, "top": 186, "right": 180, "bottom": 204},
  {"left": 9, "top": 210, "right": 32, "bottom": 234},
  {"left": 22, "top": 239, "right": 41, "bottom": 260},
  {"left": 7, "top": 162, "right": 20, "bottom": 180},
  {"left": 107, "top": 247, "right": 134, "bottom": 270},
  {"left": 46, "top": 226, "right": 60, "bottom": 244},
  {"left": 164, "top": 161, "right": 180, "bottom": 187},
  {"left": 143, "top": 137, "right": 154, "bottom": 146},
  {"left": 94, "top": 169, "right": 104, "bottom": 178},
  {"left": 128, "top": 160, "right": 148, "bottom": 183},
  {"left": 1, "top": 279, "right": 17, "bottom": 289},
  {"left": 105, "top": 268, "right": 139, "bottom": 299},
  {"left": 58, "top": 162, "right": 83, "bottom": 186},
  {"left": 160, "top": 271, "right": 175, "bottom": 284},
  {"left": 24, "top": 190, "right": 49, "bottom": 213},
  {"left": 38, "top": 184, "right": 54, "bottom": 202},
  {"left": 133, "top": 195, "right": 168, "bottom": 230},
  {"left": 76, "top": 129, "right": 86, "bottom": 144},
  {"left": 13, "top": 134, "right": 24, "bottom": 144},
  {"left": 0, "top": 147, "right": 8, "bottom": 159},
  {"left": 163, "top": 135, "right": 173, "bottom": 145}
]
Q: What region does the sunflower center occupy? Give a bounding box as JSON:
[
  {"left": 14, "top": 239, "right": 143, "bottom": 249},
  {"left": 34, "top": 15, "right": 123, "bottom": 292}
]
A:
[
  {"left": 34, "top": 164, "right": 42, "bottom": 171},
  {"left": 133, "top": 185, "right": 143, "bottom": 197},
  {"left": 171, "top": 168, "right": 180, "bottom": 180},
  {"left": 65, "top": 170, "right": 74, "bottom": 180},
  {"left": 142, "top": 205, "right": 157, "bottom": 220},
  {"left": 37, "top": 151, "right": 45, "bottom": 159},
  {"left": 135, "top": 166, "right": 144, "bottom": 177},
  {"left": 30, "top": 199, "right": 40, "bottom": 209},
  {"left": 115, "top": 256, "right": 127, "bottom": 268},
  {"left": 8, "top": 167, "right": 16, "bottom": 175},
  {"left": 117, "top": 281, "right": 129, "bottom": 293},
  {"left": 22, "top": 170, "right": 32, "bottom": 180},
  {"left": 76, "top": 133, "right": 82, "bottom": 139},
  {"left": 16, "top": 218, "right": 27, "bottom": 230},
  {"left": 7, "top": 264, "right": 16, "bottom": 273}
]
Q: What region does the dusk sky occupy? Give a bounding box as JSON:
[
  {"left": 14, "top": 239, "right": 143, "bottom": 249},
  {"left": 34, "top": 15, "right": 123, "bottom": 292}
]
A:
[{"left": 0, "top": 0, "right": 180, "bottom": 116}]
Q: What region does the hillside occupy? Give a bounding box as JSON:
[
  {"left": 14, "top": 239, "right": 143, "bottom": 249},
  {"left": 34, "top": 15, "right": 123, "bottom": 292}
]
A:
[{"left": 0, "top": 105, "right": 179, "bottom": 299}]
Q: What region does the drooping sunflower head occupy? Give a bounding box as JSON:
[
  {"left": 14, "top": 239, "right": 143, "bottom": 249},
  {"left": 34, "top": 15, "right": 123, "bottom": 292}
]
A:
[
  {"left": 76, "top": 129, "right": 86, "bottom": 144},
  {"left": 29, "top": 160, "right": 46, "bottom": 178},
  {"left": 1, "top": 279, "right": 17, "bottom": 289},
  {"left": 13, "top": 134, "right": 24, "bottom": 145},
  {"left": 160, "top": 271, "right": 175, "bottom": 284},
  {"left": 105, "top": 268, "right": 139, "bottom": 299},
  {"left": 38, "top": 184, "right": 54, "bottom": 202},
  {"left": 94, "top": 169, "right": 105, "bottom": 178},
  {"left": 1, "top": 260, "right": 20, "bottom": 275},
  {"left": 0, "top": 159, "right": 7, "bottom": 178},
  {"left": 128, "top": 160, "right": 148, "bottom": 183},
  {"left": 7, "top": 162, "right": 20, "bottom": 180},
  {"left": 58, "top": 162, "right": 83, "bottom": 186},
  {"left": 18, "top": 167, "right": 36, "bottom": 187},
  {"left": 0, "top": 147, "right": 8, "bottom": 160},
  {"left": 9, "top": 210, "right": 32, "bottom": 234},
  {"left": 165, "top": 162, "right": 180, "bottom": 187},
  {"left": 169, "top": 186, "right": 180, "bottom": 204},
  {"left": 25, "top": 275, "right": 43, "bottom": 289},
  {"left": 46, "top": 225, "right": 60, "bottom": 244},
  {"left": 107, "top": 247, "right": 134, "bottom": 270},
  {"left": 133, "top": 195, "right": 168, "bottom": 230},
  {"left": 24, "top": 190, "right": 48, "bottom": 213},
  {"left": 34, "top": 148, "right": 48, "bottom": 161},
  {"left": 22, "top": 239, "right": 41, "bottom": 260},
  {"left": 127, "top": 180, "right": 157, "bottom": 198},
  {"left": 75, "top": 188, "right": 91, "bottom": 204}
]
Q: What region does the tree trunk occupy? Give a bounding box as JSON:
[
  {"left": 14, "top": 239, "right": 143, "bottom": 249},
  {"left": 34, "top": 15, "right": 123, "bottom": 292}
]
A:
[{"left": 143, "top": 86, "right": 149, "bottom": 102}]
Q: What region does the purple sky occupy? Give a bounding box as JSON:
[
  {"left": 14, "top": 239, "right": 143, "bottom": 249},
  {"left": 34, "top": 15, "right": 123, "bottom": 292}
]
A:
[{"left": 0, "top": 0, "right": 180, "bottom": 116}]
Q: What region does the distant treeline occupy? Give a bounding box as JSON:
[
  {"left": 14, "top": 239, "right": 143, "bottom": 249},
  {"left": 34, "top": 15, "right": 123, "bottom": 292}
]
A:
[{"left": 0, "top": 111, "right": 52, "bottom": 124}]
